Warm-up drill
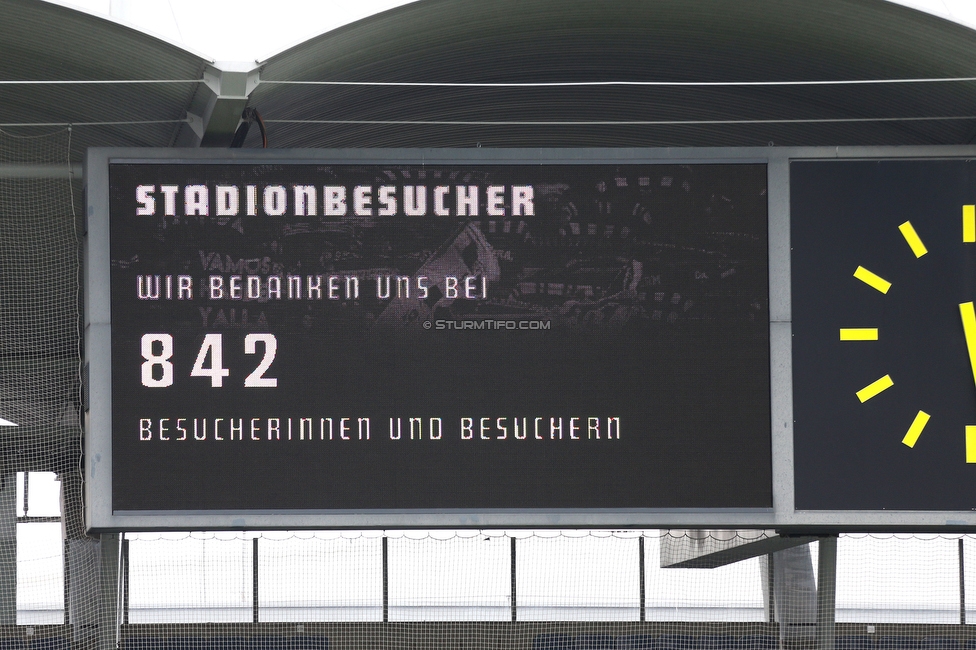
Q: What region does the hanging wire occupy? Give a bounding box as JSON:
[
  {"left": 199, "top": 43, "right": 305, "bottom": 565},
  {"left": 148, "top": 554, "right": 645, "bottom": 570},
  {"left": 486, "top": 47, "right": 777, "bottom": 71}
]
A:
[
  {"left": 0, "top": 80, "right": 203, "bottom": 85},
  {"left": 264, "top": 115, "right": 976, "bottom": 126},
  {"left": 7, "top": 77, "right": 976, "bottom": 88},
  {"left": 2, "top": 115, "right": 973, "bottom": 128},
  {"left": 2, "top": 75, "right": 976, "bottom": 87},
  {"left": 259, "top": 76, "right": 976, "bottom": 87},
  {"left": 0, "top": 120, "right": 189, "bottom": 128}
]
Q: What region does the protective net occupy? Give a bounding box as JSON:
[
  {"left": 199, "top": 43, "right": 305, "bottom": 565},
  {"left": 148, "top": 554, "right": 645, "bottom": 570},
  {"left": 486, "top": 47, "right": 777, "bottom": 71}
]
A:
[
  {"left": 0, "top": 127, "right": 80, "bottom": 646},
  {"left": 6, "top": 129, "right": 976, "bottom": 650},
  {"left": 116, "top": 531, "right": 976, "bottom": 649}
]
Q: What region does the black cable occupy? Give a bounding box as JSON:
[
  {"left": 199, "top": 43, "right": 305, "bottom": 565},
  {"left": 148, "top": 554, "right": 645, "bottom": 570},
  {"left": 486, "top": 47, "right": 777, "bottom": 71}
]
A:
[
  {"left": 230, "top": 107, "right": 268, "bottom": 148},
  {"left": 254, "top": 109, "right": 267, "bottom": 148}
]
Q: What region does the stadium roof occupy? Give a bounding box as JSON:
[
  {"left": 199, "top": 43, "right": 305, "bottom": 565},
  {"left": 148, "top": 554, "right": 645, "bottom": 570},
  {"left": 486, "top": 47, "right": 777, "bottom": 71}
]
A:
[
  {"left": 2, "top": 0, "right": 976, "bottom": 476},
  {"left": 4, "top": 0, "right": 976, "bottom": 156}
]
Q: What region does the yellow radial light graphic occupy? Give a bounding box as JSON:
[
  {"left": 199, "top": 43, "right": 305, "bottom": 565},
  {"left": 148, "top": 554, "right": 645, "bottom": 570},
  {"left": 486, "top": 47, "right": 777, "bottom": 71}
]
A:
[
  {"left": 840, "top": 328, "right": 878, "bottom": 341},
  {"left": 856, "top": 375, "right": 894, "bottom": 403},
  {"left": 898, "top": 221, "right": 928, "bottom": 258},
  {"left": 901, "top": 411, "right": 930, "bottom": 448},
  {"left": 853, "top": 266, "right": 891, "bottom": 294},
  {"left": 850, "top": 210, "right": 976, "bottom": 459}
]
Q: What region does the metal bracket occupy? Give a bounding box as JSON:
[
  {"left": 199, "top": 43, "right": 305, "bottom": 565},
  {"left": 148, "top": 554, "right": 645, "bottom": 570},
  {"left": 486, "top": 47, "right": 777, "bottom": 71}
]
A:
[{"left": 176, "top": 63, "right": 261, "bottom": 147}]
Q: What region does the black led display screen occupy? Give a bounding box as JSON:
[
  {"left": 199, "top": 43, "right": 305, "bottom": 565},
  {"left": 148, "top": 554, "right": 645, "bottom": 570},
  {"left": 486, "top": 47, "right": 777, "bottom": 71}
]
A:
[
  {"left": 792, "top": 159, "right": 976, "bottom": 511},
  {"left": 108, "top": 162, "right": 771, "bottom": 513}
]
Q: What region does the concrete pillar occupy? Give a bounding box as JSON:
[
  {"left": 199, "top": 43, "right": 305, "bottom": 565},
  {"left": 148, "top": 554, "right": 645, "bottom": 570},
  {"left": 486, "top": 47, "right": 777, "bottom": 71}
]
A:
[
  {"left": 97, "top": 534, "right": 120, "bottom": 650},
  {"left": 0, "top": 473, "right": 17, "bottom": 625},
  {"left": 762, "top": 553, "right": 775, "bottom": 623},
  {"left": 816, "top": 537, "right": 838, "bottom": 650},
  {"left": 60, "top": 468, "right": 100, "bottom": 646},
  {"left": 760, "top": 544, "right": 817, "bottom": 647}
]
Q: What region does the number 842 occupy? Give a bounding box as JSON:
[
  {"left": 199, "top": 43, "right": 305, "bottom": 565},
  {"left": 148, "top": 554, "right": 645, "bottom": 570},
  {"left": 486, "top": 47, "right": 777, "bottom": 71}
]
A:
[{"left": 140, "top": 333, "right": 278, "bottom": 388}]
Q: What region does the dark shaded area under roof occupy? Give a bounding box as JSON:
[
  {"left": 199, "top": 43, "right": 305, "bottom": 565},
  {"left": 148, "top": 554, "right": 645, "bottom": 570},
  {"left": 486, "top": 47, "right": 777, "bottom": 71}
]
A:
[
  {"left": 244, "top": 0, "right": 976, "bottom": 148},
  {"left": 4, "top": 0, "right": 976, "bottom": 154},
  {"left": 0, "top": 0, "right": 211, "bottom": 160}
]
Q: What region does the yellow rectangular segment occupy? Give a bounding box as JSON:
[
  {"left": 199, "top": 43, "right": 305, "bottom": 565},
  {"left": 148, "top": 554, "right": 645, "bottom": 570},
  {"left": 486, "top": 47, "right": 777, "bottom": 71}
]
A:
[
  {"left": 898, "top": 221, "right": 928, "bottom": 258},
  {"left": 967, "top": 426, "right": 976, "bottom": 463},
  {"left": 960, "top": 302, "right": 976, "bottom": 389},
  {"left": 901, "top": 410, "right": 930, "bottom": 448},
  {"left": 966, "top": 205, "right": 976, "bottom": 243},
  {"left": 853, "top": 266, "right": 891, "bottom": 294},
  {"left": 856, "top": 374, "right": 893, "bottom": 403},
  {"left": 839, "top": 328, "right": 878, "bottom": 341}
]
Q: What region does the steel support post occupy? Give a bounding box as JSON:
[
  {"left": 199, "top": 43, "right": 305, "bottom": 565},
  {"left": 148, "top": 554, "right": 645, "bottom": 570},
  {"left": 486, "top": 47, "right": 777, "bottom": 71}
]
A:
[
  {"left": 97, "top": 533, "right": 120, "bottom": 650},
  {"left": 815, "top": 536, "right": 838, "bottom": 650}
]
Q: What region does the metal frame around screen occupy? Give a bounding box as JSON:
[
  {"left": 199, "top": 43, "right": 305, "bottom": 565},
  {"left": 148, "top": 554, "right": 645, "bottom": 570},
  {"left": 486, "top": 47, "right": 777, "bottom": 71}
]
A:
[{"left": 84, "top": 145, "right": 976, "bottom": 532}]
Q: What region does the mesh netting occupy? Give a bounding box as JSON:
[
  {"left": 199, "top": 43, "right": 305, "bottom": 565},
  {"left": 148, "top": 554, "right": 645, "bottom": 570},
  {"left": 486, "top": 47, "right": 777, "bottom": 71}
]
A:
[
  {"left": 6, "top": 129, "right": 976, "bottom": 650},
  {"left": 115, "top": 531, "right": 976, "bottom": 644},
  {"left": 0, "top": 128, "right": 82, "bottom": 646}
]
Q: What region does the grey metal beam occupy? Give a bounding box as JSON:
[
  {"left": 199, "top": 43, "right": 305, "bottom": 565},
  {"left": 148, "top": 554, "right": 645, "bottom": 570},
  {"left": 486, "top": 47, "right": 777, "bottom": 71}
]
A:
[
  {"left": 961, "top": 539, "right": 967, "bottom": 625},
  {"left": 661, "top": 530, "right": 817, "bottom": 569},
  {"left": 0, "top": 164, "right": 82, "bottom": 179},
  {"left": 252, "top": 537, "right": 259, "bottom": 623}
]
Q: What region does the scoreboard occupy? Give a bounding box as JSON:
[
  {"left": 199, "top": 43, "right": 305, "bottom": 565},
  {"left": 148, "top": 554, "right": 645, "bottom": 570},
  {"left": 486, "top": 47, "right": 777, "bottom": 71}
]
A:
[
  {"left": 85, "top": 146, "right": 976, "bottom": 532},
  {"left": 86, "top": 149, "right": 771, "bottom": 528}
]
